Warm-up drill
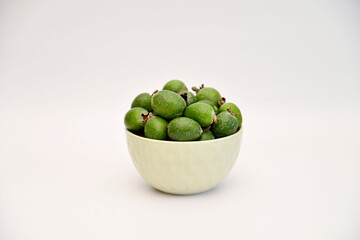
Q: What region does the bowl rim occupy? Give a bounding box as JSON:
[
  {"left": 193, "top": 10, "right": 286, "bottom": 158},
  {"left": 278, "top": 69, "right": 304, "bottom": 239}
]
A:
[{"left": 125, "top": 125, "right": 243, "bottom": 144}]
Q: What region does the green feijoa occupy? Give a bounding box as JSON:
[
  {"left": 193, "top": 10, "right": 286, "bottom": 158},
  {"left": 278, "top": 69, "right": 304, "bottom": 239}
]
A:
[
  {"left": 124, "top": 107, "right": 148, "bottom": 132},
  {"left": 167, "top": 117, "right": 203, "bottom": 141},
  {"left": 184, "top": 102, "right": 215, "bottom": 127},
  {"left": 211, "top": 111, "right": 239, "bottom": 138},
  {"left": 218, "top": 103, "right": 242, "bottom": 127},
  {"left": 131, "top": 93, "right": 152, "bottom": 112},
  {"left": 179, "top": 91, "right": 197, "bottom": 106},
  {"left": 197, "top": 100, "right": 219, "bottom": 114},
  {"left": 163, "top": 80, "right": 188, "bottom": 93},
  {"left": 199, "top": 129, "right": 215, "bottom": 141},
  {"left": 192, "top": 85, "right": 222, "bottom": 106},
  {"left": 144, "top": 116, "right": 168, "bottom": 140},
  {"left": 151, "top": 90, "right": 186, "bottom": 120}
]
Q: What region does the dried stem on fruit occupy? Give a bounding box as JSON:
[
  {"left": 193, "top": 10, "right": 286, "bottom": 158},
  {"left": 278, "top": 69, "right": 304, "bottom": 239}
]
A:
[
  {"left": 191, "top": 84, "right": 204, "bottom": 93},
  {"left": 213, "top": 114, "right": 218, "bottom": 124},
  {"left": 227, "top": 107, "right": 239, "bottom": 116},
  {"left": 217, "top": 97, "right": 226, "bottom": 106},
  {"left": 141, "top": 112, "right": 154, "bottom": 123},
  {"left": 151, "top": 90, "right": 158, "bottom": 97},
  {"left": 177, "top": 86, "right": 186, "bottom": 94},
  {"left": 180, "top": 92, "right": 188, "bottom": 102}
]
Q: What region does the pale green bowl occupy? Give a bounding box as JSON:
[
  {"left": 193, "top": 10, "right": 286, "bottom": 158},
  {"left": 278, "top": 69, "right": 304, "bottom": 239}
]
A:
[{"left": 125, "top": 127, "right": 243, "bottom": 195}]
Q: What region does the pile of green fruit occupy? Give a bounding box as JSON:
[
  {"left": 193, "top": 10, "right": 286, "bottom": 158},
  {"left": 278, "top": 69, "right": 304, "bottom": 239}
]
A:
[{"left": 124, "top": 80, "right": 242, "bottom": 141}]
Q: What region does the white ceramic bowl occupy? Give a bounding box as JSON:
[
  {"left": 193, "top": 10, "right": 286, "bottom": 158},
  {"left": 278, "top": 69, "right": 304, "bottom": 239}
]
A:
[{"left": 126, "top": 127, "right": 243, "bottom": 195}]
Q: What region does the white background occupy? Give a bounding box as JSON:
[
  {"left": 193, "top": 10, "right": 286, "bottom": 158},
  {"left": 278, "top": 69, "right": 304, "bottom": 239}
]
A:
[{"left": 1, "top": 0, "right": 359, "bottom": 239}]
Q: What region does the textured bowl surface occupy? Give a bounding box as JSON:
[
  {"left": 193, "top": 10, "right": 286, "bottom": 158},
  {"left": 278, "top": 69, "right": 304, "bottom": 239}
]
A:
[{"left": 126, "top": 127, "right": 243, "bottom": 195}]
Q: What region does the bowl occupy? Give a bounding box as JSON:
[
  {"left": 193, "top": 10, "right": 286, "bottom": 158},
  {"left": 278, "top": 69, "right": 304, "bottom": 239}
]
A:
[{"left": 125, "top": 127, "right": 243, "bottom": 195}]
